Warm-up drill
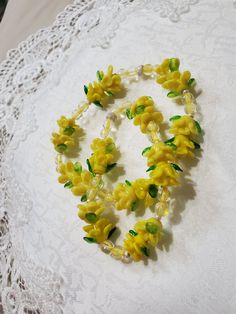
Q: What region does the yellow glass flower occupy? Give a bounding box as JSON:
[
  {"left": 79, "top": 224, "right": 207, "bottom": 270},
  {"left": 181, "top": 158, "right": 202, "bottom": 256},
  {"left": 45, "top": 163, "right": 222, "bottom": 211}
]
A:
[
  {"left": 86, "top": 65, "right": 122, "bottom": 104},
  {"left": 155, "top": 58, "right": 191, "bottom": 93},
  {"left": 78, "top": 201, "right": 104, "bottom": 222},
  {"left": 100, "top": 65, "right": 122, "bottom": 94},
  {"left": 170, "top": 115, "right": 199, "bottom": 137},
  {"left": 123, "top": 233, "right": 147, "bottom": 261},
  {"left": 57, "top": 116, "right": 79, "bottom": 134},
  {"left": 58, "top": 161, "right": 93, "bottom": 196},
  {"left": 173, "top": 134, "right": 195, "bottom": 157},
  {"left": 155, "top": 58, "right": 170, "bottom": 75},
  {"left": 83, "top": 218, "right": 113, "bottom": 243},
  {"left": 150, "top": 162, "right": 179, "bottom": 186},
  {"left": 113, "top": 183, "right": 137, "bottom": 210},
  {"left": 86, "top": 81, "right": 105, "bottom": 104},
  {"left": 51, "top": 132, "right": 75, "bottom": 152},
  {"left": 133, "top": 110, "right": 163, "bottom": 133},
  {"left": 123, "top": 218, "right": 163, "bottom": 261},
  {"left": 145, "top": 142, "right": 176, "bottom": 166},
  {"left": 134, "top": 218, "right": 163, "bottom": 246},
  {"left": 90, "top": 137, "right": 115, "bottom": 153},
  {"left": 89, "top": 150, "right": 114, "bottom": 175},
  {"left": 130, "top": 96, "right": 154, "bottom": 116},
  {"left": 132, "top": 178, "right": 156, "bottom": 208}
]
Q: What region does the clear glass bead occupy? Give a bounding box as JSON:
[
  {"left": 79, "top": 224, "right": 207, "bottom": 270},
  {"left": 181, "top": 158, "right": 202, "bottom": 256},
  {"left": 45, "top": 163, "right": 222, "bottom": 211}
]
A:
[
  {"left": 127, "top": 68, "right": 139, "bottom": 82},
  {"left": 79, "top": 116, "right": 88, "bottom": 126},
  {"left": 137, "top": 65, "right": 143, "bottom": 76},
  {"left": 106, "top": 112, "right": 117, "bottom": 122},
  {"left": 155, "top": 201, "right": 169, "bottom": 217},
  {"left": 122, "top": 251, "right": 132, "bottom": 264},
  {"left": 87, "top": 189, "right": 97, "bottom": 200},
  {"left": 143, "top": 64, "right": 154, "bottom": 76},
  {"left": 182, "top": 90, "right": 197, "bottom": 115},
  {"left": 110, "top": 246, "right": 123, "bottom": 260},
  {"left": 100, "top": 240, "right": 114, "bottom": 254}
]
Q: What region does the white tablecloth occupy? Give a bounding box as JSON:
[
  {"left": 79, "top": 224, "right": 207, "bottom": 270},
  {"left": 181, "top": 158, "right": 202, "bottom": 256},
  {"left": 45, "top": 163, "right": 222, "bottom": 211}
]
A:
[{"left": 0, "top": 0, "right": 72, "bottom": 61}]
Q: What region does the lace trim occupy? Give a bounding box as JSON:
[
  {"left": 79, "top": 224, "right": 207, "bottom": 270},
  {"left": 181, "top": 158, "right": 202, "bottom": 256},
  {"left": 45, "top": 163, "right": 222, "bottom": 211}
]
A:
[{"left": 0, "top": 0, "right": 199, "bottom": 312}]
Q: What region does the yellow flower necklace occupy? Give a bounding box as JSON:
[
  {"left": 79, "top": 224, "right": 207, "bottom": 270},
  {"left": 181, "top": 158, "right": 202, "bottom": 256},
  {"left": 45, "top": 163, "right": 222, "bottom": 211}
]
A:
[{"left": 51, "top": 59, "right": 202, "bottom": 263}]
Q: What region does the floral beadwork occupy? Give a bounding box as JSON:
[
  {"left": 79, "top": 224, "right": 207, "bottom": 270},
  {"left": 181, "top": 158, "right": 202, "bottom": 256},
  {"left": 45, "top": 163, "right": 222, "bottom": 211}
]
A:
[
  {"left": 51, "top": 116, "right": 79, "bottom": 152},
  {"left": 51, "top": 60, "right": 202, "bottom": 263},
  {"left": 85, "top": 65, "right": 122, "bottom": 107}
]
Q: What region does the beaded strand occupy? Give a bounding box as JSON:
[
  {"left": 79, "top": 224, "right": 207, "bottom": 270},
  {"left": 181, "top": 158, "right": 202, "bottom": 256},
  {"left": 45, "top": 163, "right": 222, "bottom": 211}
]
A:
[{"left": 51, "top": 59, "right": 202, "bottom": 263}]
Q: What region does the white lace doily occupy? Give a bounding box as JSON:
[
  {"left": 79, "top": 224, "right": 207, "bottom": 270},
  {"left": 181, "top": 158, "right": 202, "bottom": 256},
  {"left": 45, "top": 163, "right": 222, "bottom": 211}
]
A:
[{"left": 1, "top": 0, "right": 236, "bottom": 313}]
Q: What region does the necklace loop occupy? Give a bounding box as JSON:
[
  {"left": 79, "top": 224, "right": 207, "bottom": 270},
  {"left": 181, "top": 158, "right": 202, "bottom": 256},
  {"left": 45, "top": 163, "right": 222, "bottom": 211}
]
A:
[{"left": 51, "top": 58, "right": 202, "bottom": 263}]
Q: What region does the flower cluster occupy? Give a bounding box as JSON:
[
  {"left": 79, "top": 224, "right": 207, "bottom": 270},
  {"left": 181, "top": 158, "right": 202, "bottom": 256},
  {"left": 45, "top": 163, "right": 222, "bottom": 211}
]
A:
[
  {"left": 85, "top": 65, "right": 122, "bottom": 107},
  {"left": 51, "top": 116, "right": 79, "bottom": 153},
  {"left": 149, "top": 162, "right": 179, "bottom": 186},
  {"left": 88, "top": 137, "right": 117, "bottom": 175},
  {"left": 141, "top": 115, "right": 201, "bottom": 191},
  {"left": 83, "top": 217, "right": 114, "bottom": 244},
  {"left": 126, "top": 96, "right": 163, "bottom": 133},
  {"left": 167, "top": 115, "right": 201, "bottom": 157},
  {"left": 113, "top": 178, "right": 158, "bottom": 210},
  {"left": 78, "top": 201, "right": 105, "bottom": 223},
  {"left": 124, "top": 218, "right": 163, "bottom": 261},
  {"left": 58, "top": 161, "right": 93, "bottom": 197},
  {"left": 144, "top": 142, "right": 176, "bottom": 166},
  {"left": 155, "top": 58, "right": 194, "bottom": 95}
]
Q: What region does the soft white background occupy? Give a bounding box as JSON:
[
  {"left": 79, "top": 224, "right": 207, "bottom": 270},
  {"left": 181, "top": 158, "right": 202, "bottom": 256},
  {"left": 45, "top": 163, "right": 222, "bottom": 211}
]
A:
[{"left": 4, "top": 1, "right": 236, "bottom": 313}]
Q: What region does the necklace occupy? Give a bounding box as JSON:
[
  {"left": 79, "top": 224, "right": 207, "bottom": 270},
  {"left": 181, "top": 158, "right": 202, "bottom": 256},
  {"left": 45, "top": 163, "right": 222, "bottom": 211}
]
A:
[{"left": 51, "top": 58, "right": 202, "bottom": 263}]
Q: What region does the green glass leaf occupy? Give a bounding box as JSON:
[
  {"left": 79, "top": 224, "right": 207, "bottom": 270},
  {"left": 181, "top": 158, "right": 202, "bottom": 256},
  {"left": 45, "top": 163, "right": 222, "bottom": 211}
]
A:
[
  {"left": 146, "top": 165, "right": 156, "bottom": 172},
  {"left": 187, "top": 78, "right": 196, "bottom": 87},
  {"left": 83, "top": 237, "right": 96, "bottom": 243},
  {"left": 169, "top": 58, "right": 180, "bottom": 72},
  {"left": 56, "top": 143, "right": 67, "bottom": 152},
  {"left": 125, "top": 180, "right": 132, "bottom": 186},
  {"left": 171, "top": 163, "right": 183, "bottom": 172},
  {"left": 81, "top": 194, "right": 87, "bottom": 202},
  {"left": 74, "top": 162, "right": 82, "bottom": 173},
  {"left": 63, "top": 126, "right": 75, "bottom": 136},
  {"left": 194, "top": 120, "right": 202, "bottom": 134},
  {"left": 131, "top": 200, "right": 139, "bottom": 211},
  {"left": 169, "top": 115, "right": 181, "bottom": 122},
  {"left": 105, "top": 90, "right": 113, "bottom": 97},
  {"left": 96, "top": 70, "right": 103, "bottom": 81},
  {"left": 126, "top": 108, "right": 133, "bottom": 120},
  {"left": 135, "top": 105, "right": 145, "bottom": 114},
  {"left": 129, "top": 229, "right": 138, "bottom": 236},
  {"left": 148, "top": 184, "right": 158, "bottom": 198},
  {"left": 64, "top": 181, "right": 73, "bottom": 189},
  {"left": 146, "top": 222, "right": 158, "bottom": 234},
  {"left": 192, "top": 141, "right": 201, "bottom": 149},
  {"left": 93, "top": 100, "right": 103, "bottom": 108},
  {"left": 86, "top": 159, "right": 95, "bottom": 176},
  {"left": 85, "top": 212, "right": 97, "bottom": 223},
  {"left": 167, "top": 91, "right": 181, "bottom": 98},
  {"left": 108, "top": 227, "right": 117, "bottom": 239},
  {"left": 142, "top": 146, "right": 151, "bottom": 156},
  {"left": 165, "top": 142, "right": 177, "bottom": 150},
  {"left": 84, "top": 85, "right": 88, "bottom": 95},
  {"left": 140, "top": 246, "right": 149, "bottom": 257},
  {"left": 164, "top": 137, "right": 175, "bottom": 144},
  {"left": 105, "top": 143, "right": 115, "bottom": 153},
  {"left": 106, "top": 163, "right": 117, "bottom": 173}
]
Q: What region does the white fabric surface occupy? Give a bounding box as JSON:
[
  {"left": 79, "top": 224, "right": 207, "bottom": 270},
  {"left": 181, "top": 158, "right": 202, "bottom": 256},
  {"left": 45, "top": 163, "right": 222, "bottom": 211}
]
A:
[
  {"left": 0, "top": 0, "right": 72, "bottom": 61},
  {"left": 1, "top": 0, "right": 236, "bottom": 313}
]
